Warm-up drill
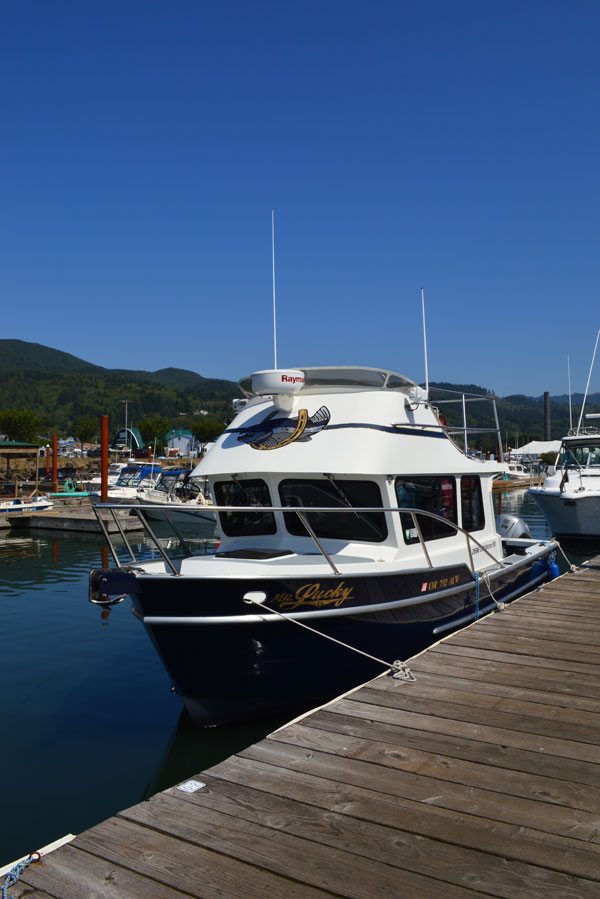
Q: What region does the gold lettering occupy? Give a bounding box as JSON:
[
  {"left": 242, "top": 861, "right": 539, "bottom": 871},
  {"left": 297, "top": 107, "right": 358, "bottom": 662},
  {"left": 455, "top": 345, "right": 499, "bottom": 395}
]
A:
[{"left": 275, "top": 581, "right": 355, "bottom": 610}]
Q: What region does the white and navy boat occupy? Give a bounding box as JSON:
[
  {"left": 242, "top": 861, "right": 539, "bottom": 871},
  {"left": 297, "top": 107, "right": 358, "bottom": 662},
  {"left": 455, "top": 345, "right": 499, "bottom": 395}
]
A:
[
  {"left": 529, "top": 427, "right": 600, "bottom": 538},
  {"left": 0, "top": 496, "right": 53, "bottom": 514},
  {"left": 90, "top": 366, "right": 558, "bottom": 725}
]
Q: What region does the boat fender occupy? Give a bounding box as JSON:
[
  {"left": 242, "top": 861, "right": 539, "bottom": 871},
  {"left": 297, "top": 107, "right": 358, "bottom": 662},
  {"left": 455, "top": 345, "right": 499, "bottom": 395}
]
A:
[
  {"left": 495, "top": 514, "right": 532, "bottom": 540},
  {"left": 548, "top": 555, "right": 560, "bottom": 580}
]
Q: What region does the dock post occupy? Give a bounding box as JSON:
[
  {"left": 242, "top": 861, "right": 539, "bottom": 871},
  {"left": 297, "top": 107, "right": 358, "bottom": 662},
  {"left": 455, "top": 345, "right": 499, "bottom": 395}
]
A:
[
  {"left": 101, "top": 416, "right": 109, "bottom": 504},
  {"left": 52, "top": 433, "right": 58, "bottom": 494}
]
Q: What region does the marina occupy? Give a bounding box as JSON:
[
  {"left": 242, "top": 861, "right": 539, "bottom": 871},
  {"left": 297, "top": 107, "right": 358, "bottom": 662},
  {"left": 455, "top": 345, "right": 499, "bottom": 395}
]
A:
[{"left": 7, "top": 545, "right": 600, "bottom": 896}]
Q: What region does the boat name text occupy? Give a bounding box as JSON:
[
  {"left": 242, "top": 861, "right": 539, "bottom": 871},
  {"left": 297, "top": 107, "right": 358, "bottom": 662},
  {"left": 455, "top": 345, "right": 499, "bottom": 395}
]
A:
[{"left": 273, "top": 581, "right": 354, "bottom": 610}]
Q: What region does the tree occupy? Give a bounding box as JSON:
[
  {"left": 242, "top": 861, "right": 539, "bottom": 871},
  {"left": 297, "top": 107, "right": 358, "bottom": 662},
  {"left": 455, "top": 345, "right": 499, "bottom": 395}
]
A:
[
  {"left": 75, "top": 415, "right": 98, "bottom": 447},
  {"left": 139, "top": 415, "right": 170, "bottom": 447},
  {"left": 0, "top": 408, "right": 45, "bottom": 442}
]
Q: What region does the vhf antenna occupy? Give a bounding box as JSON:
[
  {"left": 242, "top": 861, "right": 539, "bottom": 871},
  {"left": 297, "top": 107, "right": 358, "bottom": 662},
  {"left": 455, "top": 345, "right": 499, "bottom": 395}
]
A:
[{"left": 272, "top": 210, "right": 278, "bottom": 369}]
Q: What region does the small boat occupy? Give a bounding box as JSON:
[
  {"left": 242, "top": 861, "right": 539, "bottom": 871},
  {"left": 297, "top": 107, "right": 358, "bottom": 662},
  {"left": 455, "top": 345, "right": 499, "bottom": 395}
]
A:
[
  {"left": 137, "top": 469, "right": 216, "bottom": 525},
  {"left": 529, "top": 330, "right": 600, "bottom": 538},
  {"left": 91, "top": 366, "right": 558, "bottom": 725},
  {"left": 529, "top": 427, "right": 600, "bottom": 537},
  {"left": 84, "top": 462, "right": 128, "bottom": 492},
  {"left": 0, "top": 496, "right": 53, "bottom": 514},
  {"left": 89, "top": 462, "right": 162, "bottom": 504},
  {"left": 493, "top": 462, "right": 532, "bottom": 488}
]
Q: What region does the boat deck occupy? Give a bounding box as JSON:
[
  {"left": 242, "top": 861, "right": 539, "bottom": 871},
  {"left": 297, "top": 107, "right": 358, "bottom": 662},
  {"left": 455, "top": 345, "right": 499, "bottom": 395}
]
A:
[{"left": 10, "top": 552, "right": 600, "bottom": 897}]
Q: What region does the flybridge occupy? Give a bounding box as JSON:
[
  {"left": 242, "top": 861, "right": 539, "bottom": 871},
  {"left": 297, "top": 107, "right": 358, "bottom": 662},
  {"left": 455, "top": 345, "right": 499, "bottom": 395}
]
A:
[{"left": 239, "top": 366, "right": 418, "bottom": 397}]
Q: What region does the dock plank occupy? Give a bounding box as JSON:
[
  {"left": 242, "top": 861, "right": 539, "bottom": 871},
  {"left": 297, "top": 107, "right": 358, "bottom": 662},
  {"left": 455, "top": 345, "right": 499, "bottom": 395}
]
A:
[{"left": 15, "top": 553, "right": 600, "bottom": 896}]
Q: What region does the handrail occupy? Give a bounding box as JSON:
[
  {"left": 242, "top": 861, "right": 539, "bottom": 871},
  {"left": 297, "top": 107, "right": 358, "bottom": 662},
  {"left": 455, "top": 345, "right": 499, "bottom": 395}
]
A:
[{"left": 92, "top": 502, "right": 504, "bottom": 577}]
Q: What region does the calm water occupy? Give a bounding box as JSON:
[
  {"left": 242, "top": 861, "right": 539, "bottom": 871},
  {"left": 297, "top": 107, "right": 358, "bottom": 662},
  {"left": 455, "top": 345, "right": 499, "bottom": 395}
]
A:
[
  {"left": 0, "top": 526, "right": 293, "bottom": 868},
  {"left": 0, "top": 491, "right": 595, "bottom": 867}
]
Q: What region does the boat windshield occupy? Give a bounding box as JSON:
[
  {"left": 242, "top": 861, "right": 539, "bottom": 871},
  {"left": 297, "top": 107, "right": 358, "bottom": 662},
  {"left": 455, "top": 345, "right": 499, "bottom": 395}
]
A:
[
  {"left": 558, "top": 443, "right": 600, "bottom": 469},
  {"left": 214, "top": 479, "right": 276, "bottom": 536},
  {"left": 279, "top": 478, "right": 388, "bottom": 542}
]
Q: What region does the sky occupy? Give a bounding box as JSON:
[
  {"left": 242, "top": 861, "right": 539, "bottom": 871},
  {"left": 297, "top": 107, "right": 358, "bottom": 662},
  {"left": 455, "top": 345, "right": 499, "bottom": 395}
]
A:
[{"left": 1, "top": 0, "right": 599, "bottom": 396}]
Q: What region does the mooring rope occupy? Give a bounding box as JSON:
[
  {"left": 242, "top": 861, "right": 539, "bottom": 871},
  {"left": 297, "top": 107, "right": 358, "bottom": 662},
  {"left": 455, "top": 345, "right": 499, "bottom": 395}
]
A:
[
  {"left": 242, "top": 595, "right": 415, "bottom": 681},
  {"left": 1, "top": 853, "right": 40, "bottom": 899},
  {"left": 553, "top": 540, "right": 578, "bottom": 573},
  {"left": 481, "top": 569, "right": 507, "bottom": 611}
]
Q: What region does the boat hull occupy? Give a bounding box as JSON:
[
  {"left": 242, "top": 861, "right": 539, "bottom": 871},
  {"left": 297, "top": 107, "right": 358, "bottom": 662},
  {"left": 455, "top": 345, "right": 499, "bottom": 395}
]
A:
[
  {"left": 115, "top": 547, "right": 554, "bottom": 725},
  {"left": 529, "top": 490, "right": 600, "bottom": 538}
]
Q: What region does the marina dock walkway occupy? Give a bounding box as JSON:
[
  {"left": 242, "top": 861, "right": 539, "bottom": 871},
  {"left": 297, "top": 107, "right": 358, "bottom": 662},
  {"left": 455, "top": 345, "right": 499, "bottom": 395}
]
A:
[{"left": 11, "top": 553, "right": 600, "bottom": 897}]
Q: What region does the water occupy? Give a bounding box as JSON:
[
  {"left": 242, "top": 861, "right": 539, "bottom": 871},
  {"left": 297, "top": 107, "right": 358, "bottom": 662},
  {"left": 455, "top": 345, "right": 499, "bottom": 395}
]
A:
[
  {"left": 1, "top": 493, "right": 596, "bottom": 868},
  {"left": 0, "top": 527, "right": 293, "bottom": 868}
]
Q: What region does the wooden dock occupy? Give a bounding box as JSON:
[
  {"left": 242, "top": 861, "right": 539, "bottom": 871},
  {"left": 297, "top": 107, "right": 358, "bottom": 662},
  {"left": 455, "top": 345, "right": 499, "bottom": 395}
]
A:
[{"left": 11, "top": 553, "right": 600, "bottom": 897}]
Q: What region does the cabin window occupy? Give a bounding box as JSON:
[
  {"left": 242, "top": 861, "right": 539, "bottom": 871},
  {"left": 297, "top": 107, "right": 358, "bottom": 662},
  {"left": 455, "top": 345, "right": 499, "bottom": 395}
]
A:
[
  {"left": 214, "top": 479, "right": 276, "bottom": 536},
  {"left": 558, "top": 444, "right": 600, "bottom": 469},
  {"left": 395, "top": 477, "right": 457, "bottom": 544},
  {"left": 460, "top": 476, "right": 485, "bottom": 532},
  {"left": 279, "top": 479, "right": 388, "bottom": 542}
]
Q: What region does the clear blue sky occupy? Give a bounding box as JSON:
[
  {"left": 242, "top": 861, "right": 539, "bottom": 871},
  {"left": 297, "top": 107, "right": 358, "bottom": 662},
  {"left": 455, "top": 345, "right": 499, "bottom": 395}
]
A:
[{"left": 1, "top": 0, "right": 599, "bottom": 396}]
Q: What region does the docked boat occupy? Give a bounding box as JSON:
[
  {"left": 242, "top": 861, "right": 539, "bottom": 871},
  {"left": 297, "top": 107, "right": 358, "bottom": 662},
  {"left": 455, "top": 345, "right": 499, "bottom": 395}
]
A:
[
  {"left": 493, "top": 461, "right": 532, "bottom": 488},
  {"left": 90, "top": 366, "right": 558, "bottom": 725},
  {"left": 529, "top": 427, "right": 600, "bottom": 537},
  {"left": 83, "top": 462, "right": 128, "bottom": 492},
  {"left": 137, "top": 468, "right": 216, "bottom": 525},
  {"left": 0, "top": 496, "right": 53, "bottom": 514},
  {"left": 89, "top": 462, "right": 162, "bottom": 503}
]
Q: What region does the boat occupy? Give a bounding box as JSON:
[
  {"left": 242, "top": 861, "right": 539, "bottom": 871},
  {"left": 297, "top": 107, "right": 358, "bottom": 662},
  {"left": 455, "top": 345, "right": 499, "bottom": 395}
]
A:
[
  {"left": 529, "top": 329, "right": 600, "bottom": 538},
  {"left": 83, "top": 462, "right": 128, "bottom": 492},
  {"left": 529, "top": 427, "right": 600, "bottom": 537},
  {"left": 89, "top": 462, "right": 162, "bottom": 504},
  {"left": 0, "top": 496, "right": 53, "bottom": 514},
  {"left": 90, "top": 366, "right": 558, "bottom": 725},
  {"left": 493, "top": 461, "right": 532, "bottom": 488},
  {"left": 137, "top": 468, "right": 215, "bottom": 524}
]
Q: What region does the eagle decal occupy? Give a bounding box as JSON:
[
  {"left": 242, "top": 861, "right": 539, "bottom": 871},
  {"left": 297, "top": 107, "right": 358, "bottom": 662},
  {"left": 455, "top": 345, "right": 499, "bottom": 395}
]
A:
[{"left": 237, "top": 406, "right": 331, "bottom": 451}]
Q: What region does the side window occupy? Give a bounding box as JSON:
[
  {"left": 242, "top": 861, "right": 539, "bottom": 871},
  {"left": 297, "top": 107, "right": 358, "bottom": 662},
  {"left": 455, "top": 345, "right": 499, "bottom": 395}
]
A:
[
  {"left": 461, "top": 476, "right": 485, "bottom": 532},
  {"left": 214, "top": 479, "right": 276, "bottom": 537},
  {"left": 395, "top": 477, "right": 457, "bottom": 544}
]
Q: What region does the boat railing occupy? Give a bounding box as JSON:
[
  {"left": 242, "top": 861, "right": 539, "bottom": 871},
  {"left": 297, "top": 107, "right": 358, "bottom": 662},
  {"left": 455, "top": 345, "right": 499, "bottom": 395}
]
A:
[
  {"left": 430, "top": 388, "right": 504, "bottom": 461},
  {"left": 92, "top": 502, "right": 508, "bottom": 580}
]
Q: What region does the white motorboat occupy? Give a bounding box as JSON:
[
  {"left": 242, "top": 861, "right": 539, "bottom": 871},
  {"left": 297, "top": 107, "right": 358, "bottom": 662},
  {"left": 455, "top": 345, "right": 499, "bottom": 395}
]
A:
[
  {"left": 529, "top": 428, "right": 600, "bottom": 537},
  {"left": 91, "top": 366, "right": 558, "bottom": 725},
  {"left": 84, "top": 462, "right": 128, "bottom": 492},
  {"left": 89, "top": 462, "right": 162, "bottom": 504},
  {"left": 0, "top": 496, "right": 53, "bottom": 514},
  {"left": 495, "top": 462, "right": 532, "bottom": 485},
  {"left": 137, "top": 468, "right": 216, "bottom": 525}
]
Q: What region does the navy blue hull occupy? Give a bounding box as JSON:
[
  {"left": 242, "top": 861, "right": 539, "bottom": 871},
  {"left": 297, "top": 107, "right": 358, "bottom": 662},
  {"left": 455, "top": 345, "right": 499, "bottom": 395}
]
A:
[{"left": 118, "top": 549, "right": 553, "bottom": 725}]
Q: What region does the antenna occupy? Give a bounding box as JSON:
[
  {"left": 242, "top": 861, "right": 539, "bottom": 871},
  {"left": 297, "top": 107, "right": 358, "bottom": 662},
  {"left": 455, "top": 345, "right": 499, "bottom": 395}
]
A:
[
  {"left": 271, "top": 209, "right": 278, "bottom": 369},
  {"left": 576, "top": 328, "right": 600, "bottom": 434},
  {"left": 421, "top": 287, "right": 429, "bottom": 393},
  {"left": 567, "top": 354, "right": 573, "bottom": 431}
]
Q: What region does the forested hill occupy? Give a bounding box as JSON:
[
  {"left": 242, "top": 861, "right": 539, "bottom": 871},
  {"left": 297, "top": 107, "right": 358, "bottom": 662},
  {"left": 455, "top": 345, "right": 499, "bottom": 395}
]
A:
[
  {"left": 0, "top": 339, "right": 238, "bottom": 434},
  {"left": 0, "top": 340, "right": 598, "bottom": 442},
  {"left": 429, "top": 382, "right": 600, "bottom": 447}
]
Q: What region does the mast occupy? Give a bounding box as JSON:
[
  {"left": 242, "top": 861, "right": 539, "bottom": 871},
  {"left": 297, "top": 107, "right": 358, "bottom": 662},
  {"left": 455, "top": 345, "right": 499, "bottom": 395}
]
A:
[
  {"left": 567, "top": 354, "right": 573, "bottom": 431},
  {"left": 576, "top": 328, "right": 600, "bottom": 434},
  {"left": 421, "top": 287, "right": 429, "bottom": 393}
]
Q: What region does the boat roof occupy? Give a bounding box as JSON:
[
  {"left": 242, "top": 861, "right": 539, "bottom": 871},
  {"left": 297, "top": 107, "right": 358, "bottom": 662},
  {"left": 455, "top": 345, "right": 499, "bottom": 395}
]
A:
[{"left": 239, "top": 366, "right": 418, "bottom": 397}]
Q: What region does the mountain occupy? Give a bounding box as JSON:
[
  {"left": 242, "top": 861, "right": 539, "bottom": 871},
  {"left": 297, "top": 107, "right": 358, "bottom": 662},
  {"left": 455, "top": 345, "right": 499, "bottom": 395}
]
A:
[
  {"left": 0, "top": 340, "right": 598, "bottom": 443},
  {"left": 0, "top": 339, "right": 238, "bottom": 436},
  {"left": 0, "top": 339, "right": 102, "bottom": 374}
]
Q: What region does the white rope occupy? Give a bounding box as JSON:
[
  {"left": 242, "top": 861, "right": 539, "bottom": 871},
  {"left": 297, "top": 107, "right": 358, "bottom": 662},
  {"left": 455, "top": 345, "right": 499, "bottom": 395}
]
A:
[
  {"left": 554, "top": 540, "right": 578, "bottom": 572},
  {"left": 243, "top": 595, "right": 415, "bottom": 681},
  {"left": 481, "top": 570, "right": 507, "bottom": 611}
]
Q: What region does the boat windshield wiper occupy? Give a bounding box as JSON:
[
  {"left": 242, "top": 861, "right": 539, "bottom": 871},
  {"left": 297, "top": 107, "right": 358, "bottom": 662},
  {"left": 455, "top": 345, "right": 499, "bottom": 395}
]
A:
[
  {"left": 230, "top": 474, "right": 265, "bottom": 507},
  {"left": 323, "top": 473, "right": 386, "bottom": 540}
]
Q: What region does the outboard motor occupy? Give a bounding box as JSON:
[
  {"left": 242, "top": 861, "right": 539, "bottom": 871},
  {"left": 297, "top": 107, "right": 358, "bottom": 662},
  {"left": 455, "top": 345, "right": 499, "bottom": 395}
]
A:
[{"left": 496, "top": 514, "right": 531, "bottom": 539}]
